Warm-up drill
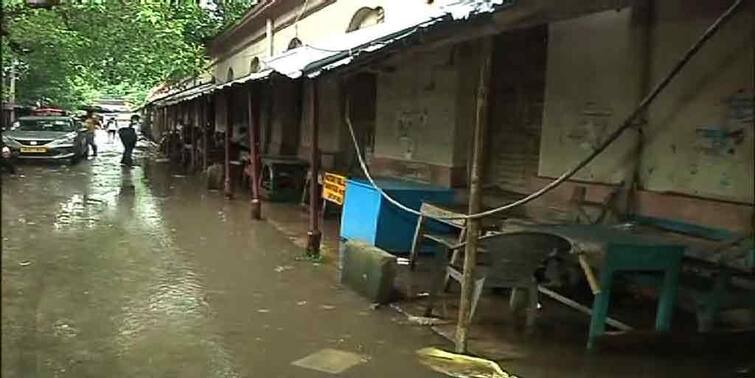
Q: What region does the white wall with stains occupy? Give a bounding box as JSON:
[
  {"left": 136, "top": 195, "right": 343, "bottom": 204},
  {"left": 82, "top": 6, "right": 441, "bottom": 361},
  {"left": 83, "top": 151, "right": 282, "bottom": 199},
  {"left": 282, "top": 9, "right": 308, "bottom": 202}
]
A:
[
  {"left": 297, "top": 75, "right": 345, "bottom": 169},
  {"left": 540, "top": 7, "right": 644, "bottom": 185},
  {"left": 373, "top": 46, "right": 461, "bottom": 167},
  {"left": 640, "top": 0, "right": 753, "bottom": 203},
  {"left": 540, "top": 1, "right": 753, "bottom": 204}
]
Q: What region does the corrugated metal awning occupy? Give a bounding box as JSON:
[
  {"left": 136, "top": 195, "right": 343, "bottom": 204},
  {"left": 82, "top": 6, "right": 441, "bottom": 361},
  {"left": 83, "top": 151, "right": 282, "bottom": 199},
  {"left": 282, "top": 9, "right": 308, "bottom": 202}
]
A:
[
  {"left": 215, "top": 69, "right": 273, "bottom": 91},
  {"left": 147, "top": 0, "right": 511, "bottom": 108},
  {"left": 155, "top": 83, "right": 215, "bottom": 107},
  {"left": 265, "top": 0, "right": 512, "bottom": 79}
]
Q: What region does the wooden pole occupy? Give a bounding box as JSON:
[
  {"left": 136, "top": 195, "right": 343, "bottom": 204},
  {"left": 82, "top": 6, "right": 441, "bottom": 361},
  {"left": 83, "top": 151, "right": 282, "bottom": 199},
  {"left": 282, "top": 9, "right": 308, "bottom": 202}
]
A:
[
  {"left": 248, "top": 84, "right": 262, "bottom": 220},
  {"left": 167, "top": 105, "right": 174, "bottom": 159},
  {"left": 165, "top": 106, "right": 168, "bottom": 129},
  {"left": 306, "top": 79, "right": 321, "bottom": 256},
  {"left": 202, "top": 97, "right": 208, "bottom": 171},
  {"left": 190, "top": 100, "right": 197, "bottom": 172},
  {"left": 455, "top": 37, "right": 493, "bottom": 354},
  {"left": 164, "top": 106, "right": 169, "bottom": 142},
  {"left": 224, "top": 90, "right": 233, "bottom": 198},
  {"left": 619, "top": 0, "right": 651, "bottom": 219}
]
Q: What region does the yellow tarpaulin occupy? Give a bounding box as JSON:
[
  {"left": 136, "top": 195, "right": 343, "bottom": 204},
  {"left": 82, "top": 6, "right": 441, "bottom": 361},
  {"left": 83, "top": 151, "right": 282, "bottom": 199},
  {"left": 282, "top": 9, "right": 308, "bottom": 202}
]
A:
[{"left": 416, "top": 347, "right": 519, "bottom": 378}]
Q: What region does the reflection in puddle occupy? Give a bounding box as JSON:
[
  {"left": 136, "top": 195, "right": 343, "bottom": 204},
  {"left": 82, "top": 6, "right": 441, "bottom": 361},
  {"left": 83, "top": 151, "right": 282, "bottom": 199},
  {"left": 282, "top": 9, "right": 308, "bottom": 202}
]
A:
[{"left": 53, "top": 194, "right": 107, "bottom": 230}]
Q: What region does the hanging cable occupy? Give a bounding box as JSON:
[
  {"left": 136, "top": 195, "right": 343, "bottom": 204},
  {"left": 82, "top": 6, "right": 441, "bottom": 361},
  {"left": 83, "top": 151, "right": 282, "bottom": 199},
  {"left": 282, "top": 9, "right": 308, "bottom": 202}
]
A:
[
  {"left": 345, "top": 0, "right": 745, "bottom": 221},
  {"left": 294, "top": 0, "right": 312, "bottom": 39}
]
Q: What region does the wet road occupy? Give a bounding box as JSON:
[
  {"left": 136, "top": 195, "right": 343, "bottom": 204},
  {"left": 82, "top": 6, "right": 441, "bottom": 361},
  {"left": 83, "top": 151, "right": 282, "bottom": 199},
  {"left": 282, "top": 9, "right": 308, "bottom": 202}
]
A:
[{"left": 2, "top": 132, "right": 444, "bottom": 377}]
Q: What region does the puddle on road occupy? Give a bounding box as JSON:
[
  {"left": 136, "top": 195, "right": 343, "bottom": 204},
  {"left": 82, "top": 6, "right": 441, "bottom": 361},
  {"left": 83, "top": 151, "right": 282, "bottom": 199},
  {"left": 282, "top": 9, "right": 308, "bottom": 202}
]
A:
[
  {"left": 1, "top": 134, "right": 467, "bottom": 378},
  {"left": 1, "top": 136, "right": 240, "bottom": 377}
]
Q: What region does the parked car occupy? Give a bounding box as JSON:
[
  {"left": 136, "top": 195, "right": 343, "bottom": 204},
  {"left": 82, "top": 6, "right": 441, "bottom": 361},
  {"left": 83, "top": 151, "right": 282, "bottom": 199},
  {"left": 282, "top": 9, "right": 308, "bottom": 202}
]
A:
[{"left": 2, "top": 116, "right": 87, "bottom": 164}]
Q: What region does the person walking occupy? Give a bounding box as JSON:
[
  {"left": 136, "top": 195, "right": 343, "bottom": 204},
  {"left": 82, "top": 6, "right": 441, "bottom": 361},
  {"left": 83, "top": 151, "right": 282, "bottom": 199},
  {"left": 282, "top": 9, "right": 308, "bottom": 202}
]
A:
[
  {"left": 1, "top": 137, "right": 16, "bottom": 175},
  {"left": 106, "top": 118, "right": 118, "bottom": 143},
  {"left": 83, "top": 110, "right": 101, "bottom": 157},
  {"left": 118, "top": 115, "right": 139, "bottom": 167}
]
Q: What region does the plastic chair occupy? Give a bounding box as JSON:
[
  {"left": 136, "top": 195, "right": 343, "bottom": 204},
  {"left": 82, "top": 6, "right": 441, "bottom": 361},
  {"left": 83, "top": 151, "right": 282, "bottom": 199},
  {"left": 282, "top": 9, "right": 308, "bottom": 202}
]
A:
[{"left": 424, "top": 232, "right": 571, "bottom": 331}]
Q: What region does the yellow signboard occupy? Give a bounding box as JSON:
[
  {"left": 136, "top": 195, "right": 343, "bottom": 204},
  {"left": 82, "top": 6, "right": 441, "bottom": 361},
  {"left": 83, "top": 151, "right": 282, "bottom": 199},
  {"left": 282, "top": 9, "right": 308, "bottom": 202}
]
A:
[{"left": 322, "top": 172, "right": 346, "bottom": 205}]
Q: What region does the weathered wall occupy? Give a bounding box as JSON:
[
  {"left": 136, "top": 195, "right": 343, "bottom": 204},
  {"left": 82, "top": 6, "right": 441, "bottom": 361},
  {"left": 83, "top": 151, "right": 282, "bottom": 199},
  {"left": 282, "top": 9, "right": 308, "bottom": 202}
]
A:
[
  {"left": 537, "top": 1, "right": 753, "bottom": 230},
  {"left": 640, "top": 0, "right": 754, "bottom": 203},
  {"left": 214, "top": 92, "right": 227, "bottom": 132},
  {"left": 229, "top": 88, "right": 249, "bottom": 145},
  {"left": 485, "top": 26, "right": 549, "bottom": 194},
  {"left": 213, "top": 88, "right": 249, "bottom": 138},
  {"left": 540, "top": 7, "right": 644, "bottom": 185},
  {"left": 454, "top": 41, "right": 482, "bottom": 174},
  {"left": 209, "top": 0, "right": 448, "bottom": 163},
  {"left": 269, "top": 78, "right": 302, "bottom": 155},
  {"left": 298, "top": 75, "right": 345, "bottom": 170},
  {"left": 373, "top": 46, "right": 461, "bottom": 177}
]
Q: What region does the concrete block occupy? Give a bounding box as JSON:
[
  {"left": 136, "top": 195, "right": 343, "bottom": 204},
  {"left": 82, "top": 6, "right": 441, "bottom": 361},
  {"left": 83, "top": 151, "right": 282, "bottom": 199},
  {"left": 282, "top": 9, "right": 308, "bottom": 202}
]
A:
[
  {"left": 206, "top": 163, "right": 223, "bottom": 190},
  {"left": 341, "top": 241, "right": 397, "bottom": 304}
]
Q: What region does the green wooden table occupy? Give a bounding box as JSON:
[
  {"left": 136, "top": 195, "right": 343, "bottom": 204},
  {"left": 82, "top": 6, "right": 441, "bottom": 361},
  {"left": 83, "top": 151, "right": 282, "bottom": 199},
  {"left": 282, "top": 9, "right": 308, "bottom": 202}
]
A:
[{"left": 502, "top": 222, "right": 687, "bottom": 349}]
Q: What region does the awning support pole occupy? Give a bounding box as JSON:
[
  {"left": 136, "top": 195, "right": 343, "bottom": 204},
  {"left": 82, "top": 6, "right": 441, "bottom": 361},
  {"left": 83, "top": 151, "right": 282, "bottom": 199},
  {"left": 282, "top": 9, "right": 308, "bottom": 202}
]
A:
[
  {"left": 306, "top": 79, "right": 322, "bottom": 257},
  {"left": 166, "top": 106, "right": 173, "bottom": 159},
  {"left": 190, "top": 100, "right": 197, "bottom": 172},
  {"left": 224, "top": 90, "right": 233, "bottom": 198},
  {"left": 202, "top": 97, "right": 208, "bottom": 171},
  {"left": 456, "top": 36, "right": 493, "bottom": 354},
  {"left": 248, "top": 84, "right": 262, "bottom": 220}
]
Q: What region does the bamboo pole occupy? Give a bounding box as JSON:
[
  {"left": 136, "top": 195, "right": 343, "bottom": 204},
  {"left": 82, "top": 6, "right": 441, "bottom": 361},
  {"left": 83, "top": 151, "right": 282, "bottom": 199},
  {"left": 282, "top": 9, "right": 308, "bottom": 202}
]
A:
[
  {"left": 456, "top": 37, "right": 493, "bottom": 353},
  {"left": 306, "top": 79, "right": 322, "bottom": 256},
  {"left": 224, "top": 90, "right": 233, "bottom": 198},
  {"left": 248, "top": 84, "right": 262, "bottom": 220}
]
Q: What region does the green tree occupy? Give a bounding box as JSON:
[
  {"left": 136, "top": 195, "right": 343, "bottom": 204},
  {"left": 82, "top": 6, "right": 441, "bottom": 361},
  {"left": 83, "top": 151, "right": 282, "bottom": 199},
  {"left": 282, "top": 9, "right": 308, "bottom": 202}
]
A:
[{"left": 1, "top": 0, "right": 253, "bottom": 109}]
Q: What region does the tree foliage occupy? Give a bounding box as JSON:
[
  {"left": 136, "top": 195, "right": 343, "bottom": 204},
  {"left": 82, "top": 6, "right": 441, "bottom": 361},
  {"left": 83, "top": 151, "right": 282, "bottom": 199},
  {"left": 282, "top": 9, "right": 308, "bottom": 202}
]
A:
[{"left": 1, "top": 0, "right": 254, "bottom": 109}]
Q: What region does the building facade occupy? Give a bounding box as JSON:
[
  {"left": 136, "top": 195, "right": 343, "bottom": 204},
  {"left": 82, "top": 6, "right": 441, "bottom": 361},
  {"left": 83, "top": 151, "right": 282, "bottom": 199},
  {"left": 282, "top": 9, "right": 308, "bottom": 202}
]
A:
[{"left": 148, "top": 0, "right": 754, "bottom": 234}]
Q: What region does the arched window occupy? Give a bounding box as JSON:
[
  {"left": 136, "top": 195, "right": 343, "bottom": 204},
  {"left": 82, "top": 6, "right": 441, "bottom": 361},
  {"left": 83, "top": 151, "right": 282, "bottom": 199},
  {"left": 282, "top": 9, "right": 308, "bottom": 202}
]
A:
[
  {"left": 346, "top": 7, "right": 384, "bottom": 32},
  {"left": 226, "top": 67, "right": 234, "bottom": 82},
  {"left": 249, "top": 57, "right": 260, "bottom": 74},
  {"left": 287, "top": 38, "right": 303, "bottom": 51}
]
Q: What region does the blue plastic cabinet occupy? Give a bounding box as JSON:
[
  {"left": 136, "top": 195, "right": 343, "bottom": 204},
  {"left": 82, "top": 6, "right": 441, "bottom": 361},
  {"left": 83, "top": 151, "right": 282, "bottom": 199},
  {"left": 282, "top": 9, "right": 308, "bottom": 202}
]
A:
[{"left": 340, "top": 178, "right": 455, "bottom": 254}]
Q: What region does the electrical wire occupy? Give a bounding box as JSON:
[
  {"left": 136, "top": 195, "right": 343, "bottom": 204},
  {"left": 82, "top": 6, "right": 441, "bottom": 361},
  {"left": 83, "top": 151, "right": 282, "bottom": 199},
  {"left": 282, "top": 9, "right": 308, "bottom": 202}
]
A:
[
  {"left": 344, "top": 0, "right": 745, "bottom": 221},
  {"left": 294, "top": 0, "right": 311, "bottom": 39}
]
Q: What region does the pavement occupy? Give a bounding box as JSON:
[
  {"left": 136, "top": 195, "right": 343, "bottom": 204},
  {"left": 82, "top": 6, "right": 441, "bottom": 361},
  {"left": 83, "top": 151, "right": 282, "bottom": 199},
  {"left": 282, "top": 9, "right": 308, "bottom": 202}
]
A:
[
  {"left": 1, "top": 131, "right": 446, "bottom": 377},
  {"left": 4, "top": 131, "right": 752, "bottom": 378}
]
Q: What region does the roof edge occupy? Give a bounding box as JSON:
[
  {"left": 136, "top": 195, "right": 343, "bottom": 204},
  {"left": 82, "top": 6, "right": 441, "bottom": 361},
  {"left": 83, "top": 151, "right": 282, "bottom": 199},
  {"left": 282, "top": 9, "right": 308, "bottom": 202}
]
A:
[{"left": 208, "top": 0, "right": 277, "bottom": 52}]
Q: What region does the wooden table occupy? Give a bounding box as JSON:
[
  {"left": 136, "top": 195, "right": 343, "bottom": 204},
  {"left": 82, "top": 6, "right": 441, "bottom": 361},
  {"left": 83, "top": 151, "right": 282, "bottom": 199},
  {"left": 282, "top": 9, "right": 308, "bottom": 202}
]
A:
[
  {"left": 503, "top": 220, "right": 754, "bottom": 346},
  {"left": 501, "top": 222, "right": 687, "bottom": 349},
  {"left": 260, "top": 156, "right": 308, "bottom": 202},
  {"left": 501, "top": 220, "right": 753, "bottom": 272}
]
